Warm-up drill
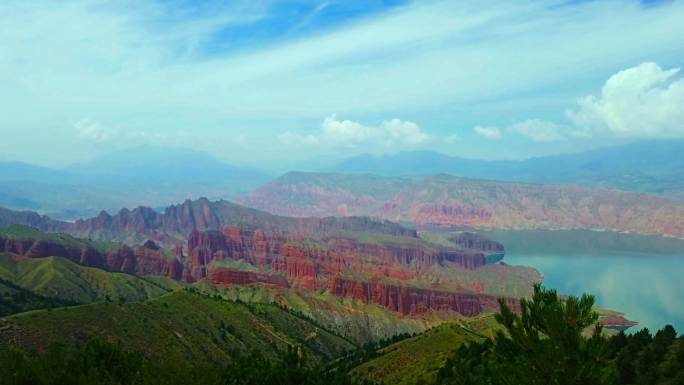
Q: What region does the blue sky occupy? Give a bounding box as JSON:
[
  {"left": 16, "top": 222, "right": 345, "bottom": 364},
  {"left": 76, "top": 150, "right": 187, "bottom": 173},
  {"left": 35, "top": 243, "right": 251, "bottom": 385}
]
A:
[{"left": 1, "top": 0, "right": 683, "bottom": 167}]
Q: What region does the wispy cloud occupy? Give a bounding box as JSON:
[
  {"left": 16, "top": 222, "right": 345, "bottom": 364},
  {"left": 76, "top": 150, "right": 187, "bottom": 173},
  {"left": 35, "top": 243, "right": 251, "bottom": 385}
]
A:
[
  {"left": 509, "top": 119, "right": 566, "bottom": 142},
  {"left": 1, "top": 1, "right": 683, "bottom": 164},
  {"left": 75, "top": 119, "right": 117, "bottom": 144},
  {"left": 474, "top": 126, "right": 503, "bottom": 140}
]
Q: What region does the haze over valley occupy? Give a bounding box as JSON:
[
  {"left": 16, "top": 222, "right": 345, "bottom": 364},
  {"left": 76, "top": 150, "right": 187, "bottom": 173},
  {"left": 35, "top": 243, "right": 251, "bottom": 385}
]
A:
[{"left": 1, "top": 1, "right": 683, "bottom": 384}]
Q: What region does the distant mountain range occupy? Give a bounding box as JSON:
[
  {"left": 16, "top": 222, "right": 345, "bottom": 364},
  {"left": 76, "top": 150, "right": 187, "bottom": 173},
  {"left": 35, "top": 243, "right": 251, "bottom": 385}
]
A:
[
  {"left": 239, "top": 172, "right": 684, "bottom": 238},
  {"left": 329, "top": 140, "right": 684, "bottom": 200},
  {"left": 0, "top": 145, "right": 272, "bottom": 219},
  {"left": 4, "top": 140, "right": 684, "bottom": 221}
]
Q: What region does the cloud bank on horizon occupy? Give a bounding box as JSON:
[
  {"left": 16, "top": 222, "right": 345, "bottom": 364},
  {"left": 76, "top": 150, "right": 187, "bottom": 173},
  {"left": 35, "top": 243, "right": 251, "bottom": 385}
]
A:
[{"left": 1, "top": 0, "right": 683, "bottom": 166}]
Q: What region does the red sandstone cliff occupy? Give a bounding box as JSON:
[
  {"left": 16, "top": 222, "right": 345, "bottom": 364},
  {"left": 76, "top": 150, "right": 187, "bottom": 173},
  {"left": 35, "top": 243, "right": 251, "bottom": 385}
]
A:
[
  {"left": 185, "top": 225, "right": 493, "bottom": 282},
  {"left": 0, "top": 235, "right": 182, "bottom": 280},
  {"left": 328, "top": 276, "right": 520, "bottom": 317},
  {"left": 1, "top": 221, "right": 521, "bottom": 319},
  {"left": 181, "top": 225, "right": 515, "bottom": 316}
]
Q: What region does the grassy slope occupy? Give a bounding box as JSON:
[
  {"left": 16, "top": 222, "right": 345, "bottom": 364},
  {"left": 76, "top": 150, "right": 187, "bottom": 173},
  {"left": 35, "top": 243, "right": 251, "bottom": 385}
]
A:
[
  {"left": 351, "top": 316, "right": 501, "bottom": 385},
  {"left": 0, "top": 254, "right": 169, "bottom": 303},
  {"left": 0, "top": 279, "right": 75, "bottom": 317},
  {"left": 0, "top": 290, "right": 355, "bottom": 365},
  {"left": 198, "top": 283, "right": 446, "bottom": 344},
  {"left": 0, "top": 224, "right": 117, "bottom": 252}
]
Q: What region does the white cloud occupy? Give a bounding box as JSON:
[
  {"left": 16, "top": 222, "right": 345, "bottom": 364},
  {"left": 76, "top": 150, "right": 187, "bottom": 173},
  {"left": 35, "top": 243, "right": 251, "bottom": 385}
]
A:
[
  {"left": 474, "top": 126, "right": 502, "bottom": 140},
  {"left": 2, "top": 1, "right": 684, "bottom": 163},
  {"left": 510, "top": 119, "right": 565, "bottom": 142},
  {"left": 381, "top": 119, "right": 429, "bottom": 145},
  {"left": 322, "top": 114, "right": 376, "bottom": 143},
  {"left": 75, "top": 119, "right": 116, "bottom": 143},
  {"left": 479, "top": 62, "right": 684, "bottom": 142},
  {"left": 281, "top": 115, "right": 429, "bottom": 149},
  {"left": 567, "top": 62, "right": 684, "bottom": 138}
]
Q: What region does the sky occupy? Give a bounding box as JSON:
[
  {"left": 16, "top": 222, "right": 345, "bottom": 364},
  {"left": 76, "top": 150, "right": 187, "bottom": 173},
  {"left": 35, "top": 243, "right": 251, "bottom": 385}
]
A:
[{"left": 1, "top": 0, "right": 683, "bottom": 168}]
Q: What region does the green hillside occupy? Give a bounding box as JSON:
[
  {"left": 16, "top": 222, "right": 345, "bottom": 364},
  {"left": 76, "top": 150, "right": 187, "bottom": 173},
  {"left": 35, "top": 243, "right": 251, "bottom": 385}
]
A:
[
  {"left": 0, "top": 290, "right": 355, "bottom": 365},
  {"left": 0, "top": 254, "right": 169, "bottom": 304},
  {"left": 0, "top": 278, "right": 75, "bottom": 317},
  {"left": 0, "top": 224, "right": 117, "bottom": 252},
  {"left": 198, "top": 282, "right": 445, "bottom": 344},
  {"left": 350, "top": 316, "right": 500, "bottom": 385}
]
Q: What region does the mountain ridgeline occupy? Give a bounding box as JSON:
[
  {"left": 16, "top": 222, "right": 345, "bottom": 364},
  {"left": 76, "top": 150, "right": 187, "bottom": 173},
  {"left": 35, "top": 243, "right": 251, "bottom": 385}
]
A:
[
  {"left": 239, "top": 172, "right": 684, "bottom": 238},
  {"left": 330, "top": 140, "right": 684, "bottom": 200},
  {"left": 0, "top": 198, "right": 414, "bottom": 247}
]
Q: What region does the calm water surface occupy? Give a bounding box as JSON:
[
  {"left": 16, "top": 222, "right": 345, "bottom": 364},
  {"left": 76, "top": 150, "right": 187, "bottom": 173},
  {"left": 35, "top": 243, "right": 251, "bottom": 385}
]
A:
[{"left": 478, "top": 229, "right": 684, "bottom": 332}]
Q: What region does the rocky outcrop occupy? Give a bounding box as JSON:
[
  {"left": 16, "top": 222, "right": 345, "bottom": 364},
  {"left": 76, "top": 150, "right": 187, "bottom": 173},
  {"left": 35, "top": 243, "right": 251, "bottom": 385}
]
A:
[
  {"left": 184, "top": 225, "right": 494, "bottom": 282},
  {"left": 1, "top": 236, "right": 106, "bottom": 268},
  {"left": 449, "top": 232, "right": 505, "bottom": 255},
  {"left": 180, "top": 224, "right": 516, "bottom": 316},
  {"left": 0, "top": 198, "right": 416, "bottom": 247},
  {"left": 0, "top": 234, "right": 182, "bottom": 280},
  {"left": 0, "top": 222, "right": 536, "bottom": 323},
  {"left": 601, "top": 313, "right": 639, "bottom": 331},
  {"left": 209, "top": 268, "right": 290, "bottom": 288},
  {"left": 0, "top": 207, "right": 63, "bottom": 233},
  {"left": 328, "top": 277, "right": 518, "bottom": 317},
  {"left": 105, "top": 242, "right": 183, "bottom": 280}
]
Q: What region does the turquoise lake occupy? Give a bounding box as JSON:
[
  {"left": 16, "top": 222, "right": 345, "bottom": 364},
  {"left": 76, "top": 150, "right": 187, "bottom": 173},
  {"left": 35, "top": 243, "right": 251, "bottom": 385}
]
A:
[{"left": 478, "top": 229, "right": 684, "bottom": 332}]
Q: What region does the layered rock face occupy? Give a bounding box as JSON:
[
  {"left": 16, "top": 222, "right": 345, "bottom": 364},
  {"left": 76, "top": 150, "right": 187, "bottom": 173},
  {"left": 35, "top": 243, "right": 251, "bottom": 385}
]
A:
[
  {"left": 180, "top": 225, "right": 510, "bottom": 317},
  {"left": 329, "top": 277, "right": 483, "bottom": 316},
  {"left": 329, "top": 277, "right": 520, "bottom": 316},
  {"left": 209, "top": 268, "right": 290, "bottom": 288},
  {"left": 0, "top": 200, "right": 526, "bottom": 319},
  {"left": 0, "top": 235, "right": 182, "bottom": 280},
  {"left": 185, "top": 226, "right": 491, "bottom": 282}
]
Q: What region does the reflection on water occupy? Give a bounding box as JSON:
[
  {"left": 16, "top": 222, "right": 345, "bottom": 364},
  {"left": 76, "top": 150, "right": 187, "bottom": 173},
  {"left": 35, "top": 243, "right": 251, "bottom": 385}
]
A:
[{"left": 479, "top": 229, "right": 684, "bottom": 332}]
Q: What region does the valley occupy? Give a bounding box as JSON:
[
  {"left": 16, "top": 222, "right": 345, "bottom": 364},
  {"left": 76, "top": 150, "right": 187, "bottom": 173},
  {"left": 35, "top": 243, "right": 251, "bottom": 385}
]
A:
[
  {"left": 0, "top": 193, "right": 677, "bottom": 383},
  {"left": 0, "top": 196, "right": 646, "bottom": 348},
  {"left": 0, "top": 198, "right": 541, "bottom": 344},
  {"left": 2, "top": 1, "right": 683, "bottom": 382}
]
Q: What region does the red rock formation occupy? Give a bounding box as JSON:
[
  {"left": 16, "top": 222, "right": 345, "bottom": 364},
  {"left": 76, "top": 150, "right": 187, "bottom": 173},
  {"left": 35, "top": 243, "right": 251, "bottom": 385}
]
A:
[
  {"left": 450, "top": 232, "right": 505, "bottom": 255},
  {"left": 209, "top": 268, "right": 290, "bottom": 288},
  {"left": 105, "top": 242, "right": 183, "bottom": 280},
  {"left": 0, "top": 234, "right": 182, "bottom": 280},
  {"left": 601, "top": 314, "right": 639, "bottom": 331},
  {"left": 240, "top": 173, "right": 684, "bottom": 238},
  {"left": 0, "top": 236, "right": 106, "bottom": 268},
  {"left": 0, "top": 222, "right": 535, "bottom": 325},
  {"left": 184, "top": 223, "right": 497, "bottom": 286},
  {"left": 329, "top": 276, "right": 521, "bottom": 316},
  {"left": 411, "top": 204, "right": 493, "bottom": 227}
]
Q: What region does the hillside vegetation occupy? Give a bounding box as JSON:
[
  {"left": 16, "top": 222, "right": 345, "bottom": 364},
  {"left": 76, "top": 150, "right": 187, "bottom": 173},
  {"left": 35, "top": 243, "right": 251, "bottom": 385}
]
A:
[
  {"left": 0, "top": 290, "right": 355, "bottom": 365},
  {"left": 0, "top": 254, "right": 170, "bottom": 304},
  {"left": 351, "top": 316, "right": 500, "bottom": 385}
]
